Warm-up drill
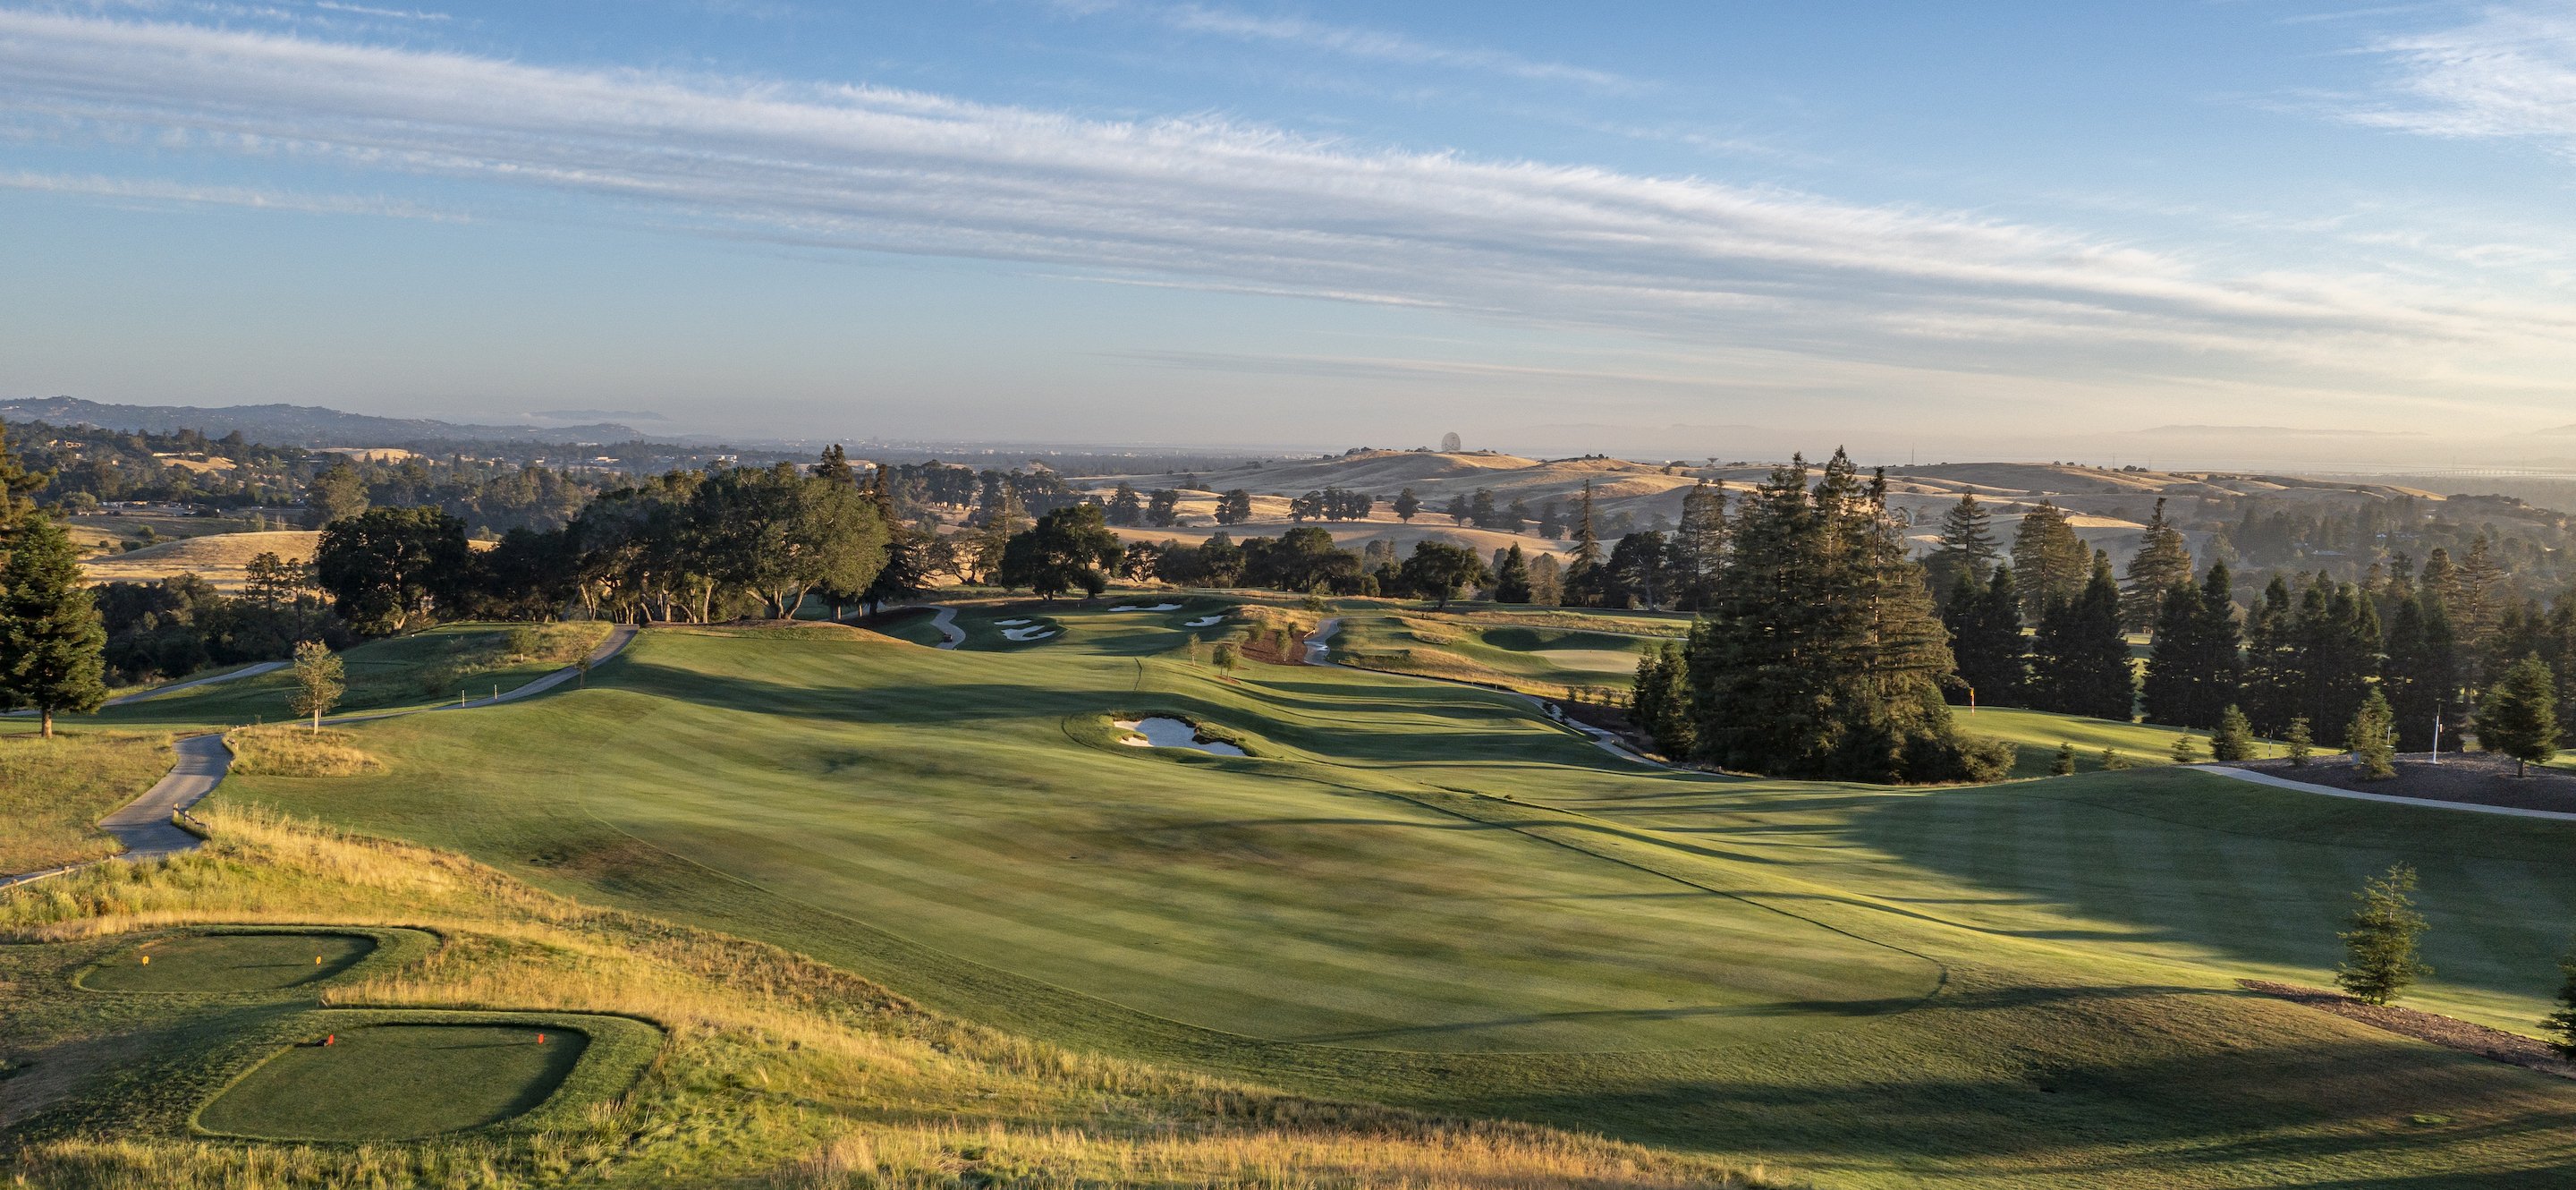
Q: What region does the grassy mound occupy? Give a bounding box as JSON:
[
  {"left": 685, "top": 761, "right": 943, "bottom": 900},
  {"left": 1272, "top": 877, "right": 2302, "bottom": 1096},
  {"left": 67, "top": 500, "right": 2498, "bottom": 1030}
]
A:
[
  {"left": 0, "top": 730, "right": 171, "bottom": 873},
  {"left": 80, "top": 931, "right": 377, "bottom": 993},
  {"left": 223, "top": 725, "right": 381, "bottom": 777},
  {"left": 196, "top": 1022, "right": 589, "bottom": 1140}
]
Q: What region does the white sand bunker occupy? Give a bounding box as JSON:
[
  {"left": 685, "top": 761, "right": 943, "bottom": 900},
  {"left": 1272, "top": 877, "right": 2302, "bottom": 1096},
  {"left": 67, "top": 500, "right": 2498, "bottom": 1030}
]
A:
[
  {"left": 996, "top": 618, "right": 1034, "bottom": 626},
  {"left": 1182, "top": 615, "right": 1223, "bottom": 627},
  {"left": 1114, "top": 717, "right": 1247, "bottom": 756},
  {"left": 1003, "top": 625, "right": 1056, "bottom": 642},
  {"left": 1110, "top": 602, "right": 1183, "bottom": 612}
]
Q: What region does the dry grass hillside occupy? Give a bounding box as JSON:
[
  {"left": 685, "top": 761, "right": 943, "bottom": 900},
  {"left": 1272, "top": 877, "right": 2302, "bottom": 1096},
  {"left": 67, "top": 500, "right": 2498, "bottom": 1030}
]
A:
[
  {"left": 80, "top": 530, "right": 322, "bottom": 592},
  {"left": 1089, "top": 451, "right": 2482, "bottom": 567}
]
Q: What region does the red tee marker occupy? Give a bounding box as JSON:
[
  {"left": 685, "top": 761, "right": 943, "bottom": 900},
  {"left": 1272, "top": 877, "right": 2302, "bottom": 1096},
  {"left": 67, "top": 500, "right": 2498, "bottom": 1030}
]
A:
[
  {"left": 537, "top": 1033, "right": 546, "bottom": 1044},
  {"left": 325, "top": 1033, "right": 335, "bottom": 1046}
]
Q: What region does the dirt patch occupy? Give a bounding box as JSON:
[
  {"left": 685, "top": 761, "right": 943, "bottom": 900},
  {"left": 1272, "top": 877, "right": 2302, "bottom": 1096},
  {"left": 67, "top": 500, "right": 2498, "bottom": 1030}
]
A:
[
  {"left": 2230, "top": 752, "right": 2576, "bottom": 813},
  {"left": 2240, "top": 979, "right": 2573, "bottom": 1080}
]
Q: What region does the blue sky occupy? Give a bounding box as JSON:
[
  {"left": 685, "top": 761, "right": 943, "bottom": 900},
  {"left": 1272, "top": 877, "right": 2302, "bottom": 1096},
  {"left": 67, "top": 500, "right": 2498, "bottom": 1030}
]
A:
[{"left": 4, "top": 1, "right": 2575, "bottom": 459}]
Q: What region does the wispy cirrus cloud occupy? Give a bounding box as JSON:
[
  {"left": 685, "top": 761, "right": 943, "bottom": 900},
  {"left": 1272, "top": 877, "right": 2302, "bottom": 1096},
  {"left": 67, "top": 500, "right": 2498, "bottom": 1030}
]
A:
[
  {"left": 1083, "top": 1, "right": 1638, "bottom": 90},
  {"left": 1, "top": 8, "right": 2572, "bottom": 414},
  {"left": 0, "top": 167, "right": 456, "bottom": 217},
  {"left": 2343, "top": 4, "right": 2576, "bottom": 148}
]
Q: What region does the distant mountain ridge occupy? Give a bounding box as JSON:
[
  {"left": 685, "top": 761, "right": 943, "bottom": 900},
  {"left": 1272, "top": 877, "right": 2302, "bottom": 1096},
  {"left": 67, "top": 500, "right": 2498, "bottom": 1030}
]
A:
[{"left": 0, "top": 396, "right": 654, "bottom": 446}]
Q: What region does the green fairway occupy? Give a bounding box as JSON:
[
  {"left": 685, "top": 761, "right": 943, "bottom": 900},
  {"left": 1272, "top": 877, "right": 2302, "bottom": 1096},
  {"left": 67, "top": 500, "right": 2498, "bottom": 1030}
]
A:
[
  {"left": 218, "top": 607, "right": 2576, "bottom": 1186},
  {"left": 1951, "top": 706, "right": 2221, "bottom": 777},
  {"left": 80, "top": 931, "right": 375, "bottom": 993},
  {"left": 89, "top": 623, "right": 599, "bottom": 730},
  {"left": 1335, "top": 608, "right": 1654, "bottom": 693},
  {"left": 197, "top": 1023, "right": 589, "bottom": 1140}
]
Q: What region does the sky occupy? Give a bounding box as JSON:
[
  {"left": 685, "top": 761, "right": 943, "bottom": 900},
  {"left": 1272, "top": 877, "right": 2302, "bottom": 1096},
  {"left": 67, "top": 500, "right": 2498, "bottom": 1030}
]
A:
[{"left": 4, "top": 1, "right": 2576, "bottom": 462}]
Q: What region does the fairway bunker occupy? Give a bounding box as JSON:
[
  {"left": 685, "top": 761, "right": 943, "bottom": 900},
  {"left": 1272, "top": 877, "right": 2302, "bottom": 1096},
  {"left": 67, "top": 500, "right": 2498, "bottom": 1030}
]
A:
[
  {"left": 1110, "top": 602, "right": 1182, "bottom": 611},
  {"left": 1182, "top": 615, "right": 1223, "bottom": 626},
  {"left": 1114, "top": 716, "right": 1246, "bottom": 756},
  {"left": 80, "top": 931, "right": 376, "bottom": 994},
  {"left": 1003, "top": 625, "right": 1057, "bottom": 641},
  {"left": 995, "top": 618, "right": 1033, "bottom": 626},
  {"left": 198, "top": 1023, "right": 590, "bottom": 1140}
]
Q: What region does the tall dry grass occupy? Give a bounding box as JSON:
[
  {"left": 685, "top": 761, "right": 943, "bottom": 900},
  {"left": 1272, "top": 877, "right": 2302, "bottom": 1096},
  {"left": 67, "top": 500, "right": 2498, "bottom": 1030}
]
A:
[
  {"left": 0, "top": 731, "right": 171, "bottom": 873},
  {"left": 222, "top": 725, "right": 381, "bottom": 777}
]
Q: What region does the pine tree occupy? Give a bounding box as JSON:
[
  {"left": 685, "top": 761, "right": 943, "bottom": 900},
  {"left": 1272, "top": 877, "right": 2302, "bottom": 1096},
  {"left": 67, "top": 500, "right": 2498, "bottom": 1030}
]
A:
[
  {"left": 2546, "top": 948, "right": 2576, "bottom": 1060},
  {"left": 1942, "top": 566, "right": 2028, "bottom": 708},
  {"left": 2140, "top": 563, "right": 2242, "bottom": 728},
  {"left": 2050, "top": 740, "right": 2077, "bottom": 775},
  {"left": 2296, "top": 577, "right": 2383, "bottom": 739},
  {"left": 2210, "top": 704, "right": 2255, "bottom": 761},
  {"left": 2031, "top": 552, "right": 2135, "bottom": 721},
  {"left": 1683, "top": 452, "right": 2008, "bottom": 783},
  {"left": 1671, "top": 480, "right": 1727, "bottom": 611},
  {"left": 0, "top": 514, "right": 108, "bottom": 737},
  {"left": 1493, "top": 544, "right": 1533, "bottom": 604},
  {"left": 1629, "top": 642, "right": 1697, "bottom": 759},
  {"left": 1393, "top": 488, "right": 1420, "bottom": 523},
  {"left": 2479, "top": 654, "right": 2561, "bottom": 778},
  {"left": 2383, "top": 592, "right": 2460, "bottom": 752},
  {"left": 2120, "top": 498, "right": 2195, "bottom": 632},
  {"left": 2337, "top": 863, "right": 2431, "bottom": 1006},
  {"left": 2285, "top": 717, "right": 2314, "bottom": 766},
  {"left": 1563, "top": 480, "right": 1606, "bottom": 608},
  {"left": 1924, "top": 492, "right": 1999, "bottom": 604},
  {"left": 2242, "top": 574, "right": 2301, "bottom": 736},
  {"left": 2011, "top": 501, "right": 2091, "bottom": 620},
  {"left": 2453, "top": 532, "right": 2508, "bottom": 652},
  {"left": 0, "top": 421, "right": 50, "bottom": 528},
  {"left": 811, "top": 444, "right": 856, "bottom": 486},
  {"left": 2348, "top": 687, "right": 2396, "bottom": 779}
]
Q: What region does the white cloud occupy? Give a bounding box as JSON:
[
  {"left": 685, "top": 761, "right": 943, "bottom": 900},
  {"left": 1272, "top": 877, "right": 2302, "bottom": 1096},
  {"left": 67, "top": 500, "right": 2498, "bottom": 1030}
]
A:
[
  {"left": 0, "top": 166, "right": 455, "bottom": 217},
  {"left": 1, "top": 9, "right": 2573, "bottom": 416},
  {"left": 2345, "top": 4, "right": 2576, "bottom": 146},
  {"left": 1132, "top": 3, "right": 1634, "bottom": 90}
]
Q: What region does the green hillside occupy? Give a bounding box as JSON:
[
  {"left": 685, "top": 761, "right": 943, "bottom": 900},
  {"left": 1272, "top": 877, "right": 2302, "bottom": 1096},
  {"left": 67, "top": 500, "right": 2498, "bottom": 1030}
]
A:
[{"left": 204, "top": 607, "right": 2576, "bottom": 1187}]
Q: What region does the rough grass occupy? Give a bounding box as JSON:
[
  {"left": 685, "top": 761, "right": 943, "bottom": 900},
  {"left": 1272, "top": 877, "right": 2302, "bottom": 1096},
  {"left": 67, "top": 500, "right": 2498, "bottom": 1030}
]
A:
[
  {"left": 0, "top": 730, "right": 171, "bottom": 873},
  {"left": 205, "top": 611, "right": 2576, "bottom": 1186},
  {"left": 0, "top": 804, "right": 1771, "bottom": 1189},
  {"left": 1336, "top": 610, "right": 1652, "bottom": 695},
  {"left": 223, "top": 725, "right": 382, "bottom": 777}
]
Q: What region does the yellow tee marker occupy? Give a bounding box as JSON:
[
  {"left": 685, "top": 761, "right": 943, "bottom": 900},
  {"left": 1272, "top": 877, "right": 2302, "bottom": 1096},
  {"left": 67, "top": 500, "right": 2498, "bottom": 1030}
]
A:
[
  {"left": 316, "top": 956, "right": 324, "bottom": 965},
  {"left": 140, "top": 954, "right": 149, "bottom": 965}
]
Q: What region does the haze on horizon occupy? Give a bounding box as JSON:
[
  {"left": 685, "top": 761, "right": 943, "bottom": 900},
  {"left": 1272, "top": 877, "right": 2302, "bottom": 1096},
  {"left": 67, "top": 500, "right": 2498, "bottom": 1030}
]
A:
[{"left": 5, "top": 1, "right": 2576, "bottom": 462}]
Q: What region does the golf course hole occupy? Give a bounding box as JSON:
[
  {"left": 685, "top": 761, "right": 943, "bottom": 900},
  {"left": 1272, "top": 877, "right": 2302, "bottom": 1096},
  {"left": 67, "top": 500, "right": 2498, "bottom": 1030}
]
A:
[
  {"left": 1114, "top": 716, "right": 1247, "bottom": 756},
  {"left": 80, "top": 931, "right": 377, "bottom": 994},
  {"left": 198, "top": 1023, "right": 590, "bottom": 1140}
]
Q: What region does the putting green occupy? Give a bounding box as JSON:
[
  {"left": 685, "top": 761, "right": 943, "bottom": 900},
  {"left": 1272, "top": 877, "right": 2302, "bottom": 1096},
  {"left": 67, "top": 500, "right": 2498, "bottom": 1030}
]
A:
[
  {"left": 197, "top": 1024, "right": 589, "bottom": 1140},
  {"left": 80, "top": 931, "right": 376, "bottom": 993}
]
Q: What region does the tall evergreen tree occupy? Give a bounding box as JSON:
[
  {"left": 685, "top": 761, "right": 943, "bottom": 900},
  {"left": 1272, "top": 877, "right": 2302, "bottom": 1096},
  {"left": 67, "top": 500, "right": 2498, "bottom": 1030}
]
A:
[
  {"left": 2337, "top": 864, "right": 2431, "bottom": 1006},
  {"left": 1606, "top": 531, "right": 1670, "bottom": 610},
  {"left": 0, "top": 514, "right": 109, "bottom": 737},
  {"left": 1493, "top": 544, "right": 1532, "bottom": 604},
  {"left": 2010, "top": 501, "right": 2090, "bottom": 620},
  {"left": 1671, "top": 480, "right": 1727, "bottom": 611},
  {"left": 2349, "top": 687, "right": 2397, "bottom": 778},
  {"left": 1942, "top": 565, "right": 2028, "bottom": 709},
  {"left": 2031, "top": 551, "right": 2135, "bottom": 720},
  {"left": 2479, "top": 654, "right": 2560, "bottom": 777},
  {"left": 2140, "top": 563, "right": 2241, "bottom": 728},
  {"left": 1923, "top": 492, "right": 2000, "bottom": 604},
  {"left": 2243, "top": 574, "right": 2301, "bottom": 735},
  {"left": 2382, "top": 592, "right": 2460, "bottom": 752},
  {"left": 2453, "top": 532, "right": 2507, "bottom": 655},
  {"left": 811, "top": 444, "right": 856, "bottom": 486},
  {"left": 1563, "top": 480, "right": 1607, "bottom": 608},
  {"left": 0, "top": 421, "right": 49, "bottom": 528},
  {"left": 1684, "top": 452, "right": 2008, "bottom": 783},
  {"left": 2120, "top": 498, "right": 2194, "bottom": 632},
  {"left": 2295, "top": 576, "right": 2383, "bottom": 739},
  {"left": 1629, "top": 642, "right": 1697, "bottom": 759}
]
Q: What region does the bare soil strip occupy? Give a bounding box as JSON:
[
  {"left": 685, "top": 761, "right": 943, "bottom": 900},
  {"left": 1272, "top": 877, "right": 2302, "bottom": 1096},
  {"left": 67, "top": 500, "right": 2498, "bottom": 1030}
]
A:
[{"left": 2239, "top": 979, "right": 2574, "bottom": 1081}]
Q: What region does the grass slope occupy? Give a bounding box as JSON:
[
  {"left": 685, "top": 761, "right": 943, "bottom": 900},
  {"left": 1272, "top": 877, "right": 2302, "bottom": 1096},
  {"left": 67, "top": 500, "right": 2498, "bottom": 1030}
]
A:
[
  {"left": 0, "top": 730, "right": 172, "bottom": 872},
  {"left": 1336, "top": 608, "right": 1655, "bottom": 694},
  {"left": 79, "top": 530, "right": 322, "bottom": 592},
  {"left": 92, "top": 621, "right": 608, "bottom": 730},
  {"left": 0, "top": 808, "right": 1761, "bottom": 1188},
  {"left": 208, "top": 608, "right": 2576, "bottom": 1187}
]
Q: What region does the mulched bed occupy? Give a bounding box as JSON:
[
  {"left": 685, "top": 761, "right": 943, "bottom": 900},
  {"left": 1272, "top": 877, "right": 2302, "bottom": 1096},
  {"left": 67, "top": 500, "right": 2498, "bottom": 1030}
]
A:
[
  {"left": 2230, "top": 752, "right": 2576, "bottom": 813},
  {"left": 2241, "top": 979, "right": 2574, "bottom": 1080}
]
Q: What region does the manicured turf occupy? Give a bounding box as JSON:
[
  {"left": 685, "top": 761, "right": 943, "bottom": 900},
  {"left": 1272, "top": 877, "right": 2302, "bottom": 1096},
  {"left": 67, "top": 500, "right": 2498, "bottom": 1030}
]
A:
[
  {"left": 1336, "top": 608, "right": 1654, "bottom": 693},
  {"left": 222, "top": 606, "right": 2576, "bottom": 1187},
  {"left": 196, "top": 1024, "right": 588, "bottom": 1140},
  {"left": 80, "top": 931, "right": 376, "bottom": 993},
  {"left": 1952, "top": 706, "right": 2220, "bottom": 777}
]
